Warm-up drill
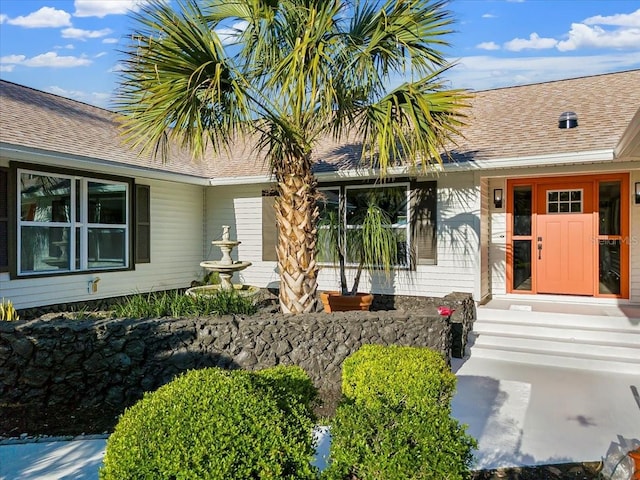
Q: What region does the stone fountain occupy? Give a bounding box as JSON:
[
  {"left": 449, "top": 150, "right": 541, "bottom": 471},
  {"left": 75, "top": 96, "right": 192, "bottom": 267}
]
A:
[{"left": 186, "top": 226, "right": 259, "bottom": 297}]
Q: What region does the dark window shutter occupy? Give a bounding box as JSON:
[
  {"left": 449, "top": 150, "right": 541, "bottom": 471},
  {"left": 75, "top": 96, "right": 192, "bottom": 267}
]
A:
[
  {"left": 411, "top": 181, "right": 437, "bottom": 266},
  {"left": 135, "top": 184, "right": 150, "bottom": 264},
  {"left": 262, "top": 190, "right": 278, "bottom": 262},
  {"left": 0, "top": 168, "right": 8, "bottom": 272}
]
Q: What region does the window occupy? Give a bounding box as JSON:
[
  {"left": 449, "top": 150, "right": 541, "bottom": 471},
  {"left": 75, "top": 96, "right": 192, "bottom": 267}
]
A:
[
  {"left": 261, "top": 181, "right": 437, "bottom": 267},
  {"left": 17, "top": 169, "right": 130, "bottom": 275},
  {"left": 319, "top": 184, "right": 410, "bottom": 267},
  {"left": 547, "top": 189, "right": 582, "bottom": 213}
]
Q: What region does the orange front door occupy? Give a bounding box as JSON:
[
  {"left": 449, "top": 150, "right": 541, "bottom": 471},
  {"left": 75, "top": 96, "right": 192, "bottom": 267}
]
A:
[{"left": 535, "top": 183, "right": 594, "bottom": 295}]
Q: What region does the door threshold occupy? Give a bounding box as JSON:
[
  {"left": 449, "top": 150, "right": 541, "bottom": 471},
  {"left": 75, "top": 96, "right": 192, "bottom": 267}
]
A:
[{"left": 495, "top": 294, "right": 633, "bottom": 306}]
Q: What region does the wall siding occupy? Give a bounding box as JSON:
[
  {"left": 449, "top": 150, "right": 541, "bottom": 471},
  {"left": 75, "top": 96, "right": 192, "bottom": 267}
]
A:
[
  {"left": 206, "top": 173, "right": 480, "bottom": 298},
  {"left": 0, "top": 177, "right": 205, "bottom": 309},
  {"left": 488, "top": 178, "right": 507, "bottom": 295},
  {"left": 479, "top": 177, "right": 490, "bottom": 301}
]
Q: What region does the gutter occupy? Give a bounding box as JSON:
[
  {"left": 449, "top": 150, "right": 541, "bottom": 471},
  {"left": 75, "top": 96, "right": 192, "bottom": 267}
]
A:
[
  {"left": 207, "top": 149, "right": 616, "bottom": 186},
  {"left": 0, "top": 143, "right": 210, "bottom": 186}
]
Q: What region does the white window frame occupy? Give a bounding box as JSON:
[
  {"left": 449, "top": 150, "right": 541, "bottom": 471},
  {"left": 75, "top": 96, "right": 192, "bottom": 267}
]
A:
[
  {"left": 546, "top": 188, "right": 583, "bottom": 214},
  {"left": 318, "top": 182, "right": 411, "bottom": 268},
  {"left": 17, "top": 168, "right": 130, "bottom": 276}
]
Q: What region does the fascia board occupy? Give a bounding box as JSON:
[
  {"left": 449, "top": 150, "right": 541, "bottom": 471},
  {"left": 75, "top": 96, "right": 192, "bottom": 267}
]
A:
[
  {"left": 0, "top": 143, "right": 209, "bottom": 185},
  {"left": 206, "top": 149, "right": 616, "bottom": 186}
]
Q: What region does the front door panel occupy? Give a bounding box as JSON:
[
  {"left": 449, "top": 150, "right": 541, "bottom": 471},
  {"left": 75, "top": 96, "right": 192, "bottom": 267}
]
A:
[
  {"left": 537, "top": 214, "right": 594, "bottom": 295},
  {"left": 536, "top": 183, "right": 594, "bottom": 295}
]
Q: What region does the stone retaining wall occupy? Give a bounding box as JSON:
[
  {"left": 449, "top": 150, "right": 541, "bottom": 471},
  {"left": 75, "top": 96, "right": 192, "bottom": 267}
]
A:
[{"left": 0, "top": 310, "right": 455, "bottom": 414}]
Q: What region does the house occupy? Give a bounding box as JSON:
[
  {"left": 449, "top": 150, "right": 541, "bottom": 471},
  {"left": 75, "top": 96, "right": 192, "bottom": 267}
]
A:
[{"left": 1, "top": 70, "right": 639, "bottom": 311}]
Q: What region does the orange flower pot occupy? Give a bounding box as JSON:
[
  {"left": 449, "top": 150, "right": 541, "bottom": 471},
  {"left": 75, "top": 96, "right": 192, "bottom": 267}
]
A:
[{"left": 320, "top": 291, "right": 374, "bottom": 312}]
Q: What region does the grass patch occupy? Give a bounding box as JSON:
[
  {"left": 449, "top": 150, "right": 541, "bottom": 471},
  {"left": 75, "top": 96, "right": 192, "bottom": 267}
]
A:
[{"left": 111, "top": 290, "right": 257, "bottom": 318}]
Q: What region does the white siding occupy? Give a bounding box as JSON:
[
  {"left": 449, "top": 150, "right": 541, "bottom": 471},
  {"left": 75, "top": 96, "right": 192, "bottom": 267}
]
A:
[
  {"left": 0, "top": 177, "right": 205, "bottom": 309},
  {"left": 206, "top": 174, "right": 480, "bottom": 298},
  {"left": 205, "top": 184, "right": 281, "bottom": 290},
  {"left": 630, "top": 170, "right": 640, "bottom": 303},
  {"left": 337, "top": 173, "right": 480, "bottom": 297},
  {"left": 488, "top": 178, "right": 507, "bottom": 295},
  {"left": 479, "top": 177, "right": 490, "bottom": 301}
]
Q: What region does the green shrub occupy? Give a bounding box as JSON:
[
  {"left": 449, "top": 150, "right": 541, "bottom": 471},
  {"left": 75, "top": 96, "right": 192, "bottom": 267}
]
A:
[
  {"left": 100, "top": 366, "right": 318, "bottom": 480},
  {"left": 324, "top": 402, "right": 476, "bottom": 480},
  {"left": 111, "top": 289, "right": 257, "bottom": 318},
  {"left": 323, "top": 345, "right": 476, "bottom": 480},
  {"left": 341, "top": 344, "right": 456, "bottom": 411}
]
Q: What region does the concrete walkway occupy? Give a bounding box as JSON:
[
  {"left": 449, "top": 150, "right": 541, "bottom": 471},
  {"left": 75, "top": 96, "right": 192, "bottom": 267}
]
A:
[
  {"left": 451, "top": 356, "right": 640, "bottom": 470},
  {"left": 2, "top": 357, "right": 639, "bottom": 479}
]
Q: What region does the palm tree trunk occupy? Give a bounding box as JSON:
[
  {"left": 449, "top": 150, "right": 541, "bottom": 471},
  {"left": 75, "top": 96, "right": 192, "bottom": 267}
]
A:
[{"left": 275, "top": 168, "right": 319, "bottom": 313}]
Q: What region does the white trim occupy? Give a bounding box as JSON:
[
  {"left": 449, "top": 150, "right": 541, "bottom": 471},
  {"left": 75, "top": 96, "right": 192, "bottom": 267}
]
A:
[
  {"left": 1, "top": 143, "right": 209, "bottom": 186},
  {"left": 209, "top": 174, "right": 273, "bottom": 186},
  {"left": 493, "top": 293, "right": 638, "bottom": 306}
]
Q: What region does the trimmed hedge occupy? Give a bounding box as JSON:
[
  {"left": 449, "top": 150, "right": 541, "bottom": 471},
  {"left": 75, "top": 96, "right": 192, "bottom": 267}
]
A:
[
  {"left": 99, "top": 366, "right": 318, "bottom": 480},
  {"left": 324, "top": 345, "right": 476, "bottom": 480},
  {"left": 341, "top": 344, "right": 457, "bottom": 411}
]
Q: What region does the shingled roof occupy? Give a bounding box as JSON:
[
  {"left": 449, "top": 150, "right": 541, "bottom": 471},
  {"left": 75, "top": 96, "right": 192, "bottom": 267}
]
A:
[{"left": 1, "top": 69, "right": 639, "bottom": 181}]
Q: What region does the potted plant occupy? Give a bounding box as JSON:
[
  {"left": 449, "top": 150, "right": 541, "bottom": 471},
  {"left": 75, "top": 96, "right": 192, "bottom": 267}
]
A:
[{"left": 317, "top": 192, "right": 399, "bottom": 312}]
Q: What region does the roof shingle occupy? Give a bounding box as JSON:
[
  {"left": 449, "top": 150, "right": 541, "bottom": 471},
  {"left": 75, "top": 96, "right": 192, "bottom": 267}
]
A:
[{"left": 2, "top": 70, "right": 639, "bottom": 180}]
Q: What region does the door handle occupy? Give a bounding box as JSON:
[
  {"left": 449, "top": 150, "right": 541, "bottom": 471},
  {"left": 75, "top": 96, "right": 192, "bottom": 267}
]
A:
[{"left": 537, "top": 239, "right": 542, "bottom": 260}]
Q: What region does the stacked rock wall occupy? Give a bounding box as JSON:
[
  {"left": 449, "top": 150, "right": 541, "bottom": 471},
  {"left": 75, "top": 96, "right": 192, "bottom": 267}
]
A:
[{"left": 0, "top": 310, "right": 454, "bottom": 412}]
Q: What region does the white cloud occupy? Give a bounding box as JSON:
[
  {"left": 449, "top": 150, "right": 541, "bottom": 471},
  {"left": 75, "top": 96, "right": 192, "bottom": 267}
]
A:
[
  {"left": 109, "top": 63, "right": 126, "bottom": 73},
  {"left": 557, "top": 22, "right": 640, "bottom": 51},
  {"left": 0, "top": 14, "right": 7, "bottom": 24},
  {"left": 6, "top": 7, "right": 72, "bottom": 28},
  {"left": 95, "top": 52, "right": 108, "bottom": 58},
  {"left": 1, "top": 54, "right": 27, "bottom": 64},
  {"left": 446, "top": 51, "right": 640, "bottom": 91},
  {"left": 22, "top": 52, "right": 92, "bottom": 68},
  {"left": 477, "top": 42, "right": 500, "bottom": 51},
  {"left": 102, "top": 38, "right": 119, "bottom": 44},
  {"left": 62, "top": 27, "right": 113, "bottom": 40},
  {"left": 47, "top": 85, "right": 112, "bottom": 108},
  {"left": 0, "top": 65, "right": 15, "bottom": 72},
  {"left": 73, "top": 0, "right": 156, "bottom": 18},
  {"left": 504, "top": 33, "right": 557, "bottom": 51},
  {"left": 482, "top": 14, "right": 497, "bottom": 19},
  {"left": 216, "top": 21, "right": 249, "bottom": 46},
  {"left": 583, "top": 9, "right": 640, "bottom": 27}
]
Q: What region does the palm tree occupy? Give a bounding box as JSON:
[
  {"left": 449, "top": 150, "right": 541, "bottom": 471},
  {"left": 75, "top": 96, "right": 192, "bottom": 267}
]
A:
[{"left": 116, "top": 0, "right": 469, "bottom": 314}]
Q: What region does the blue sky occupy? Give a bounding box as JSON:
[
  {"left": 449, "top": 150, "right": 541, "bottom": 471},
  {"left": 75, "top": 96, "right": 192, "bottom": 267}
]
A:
[{"left": 1, "top": 0, "right": 639, "bottom": 109}]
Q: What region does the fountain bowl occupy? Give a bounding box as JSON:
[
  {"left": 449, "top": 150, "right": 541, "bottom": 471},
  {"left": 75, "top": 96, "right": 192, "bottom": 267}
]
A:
[
  {"left": 199, "top": 260, "right": 252, "bottom": 272},
  {"left": 185, "top": 284, "right": 260, "bottom": 298}
]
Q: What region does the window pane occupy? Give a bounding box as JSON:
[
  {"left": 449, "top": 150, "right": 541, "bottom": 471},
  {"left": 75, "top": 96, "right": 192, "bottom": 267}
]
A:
[
  {"left": 346, "top": 186, "right": 407, "bottom": 225},
  {"left": 21, "top": 226, "right": 70, "bottom": 272},
  {"left": 513, "top": 186, "right": 532, "bottom": 236},
  {"left": 599, "top": 181, "right": 621, "bottom": 236},
  {"left": 395, "top": 228, "right": 408, "bottom": 266},
  {"left": 599, "top": 240, "right": 620, "bottom": 294},
  {"left": 88, "top": 182, "right": 126, "bottom": 224},
  {"left": 21, "top": 173, "right": 71, "bottom": 222},
  {"left": 88, "top": 228, "right": 126, "bottom": 268},
  {"left": 513, "top": 240, "right": 532, "bottom": 291}
]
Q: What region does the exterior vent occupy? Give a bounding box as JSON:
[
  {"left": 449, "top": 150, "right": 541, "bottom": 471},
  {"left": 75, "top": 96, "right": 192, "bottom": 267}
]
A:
[{"left": 558, "top": 111, "right": 578, "bottom": 129}]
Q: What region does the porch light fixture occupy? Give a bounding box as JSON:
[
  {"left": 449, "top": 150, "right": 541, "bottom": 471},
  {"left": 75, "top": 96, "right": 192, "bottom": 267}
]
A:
[
  {"left": 635, "top": 182, "right": 640, "bottom": 205},
  {"left": 493, "top": 188, "right": 503, "bottom": 209},
  {"left": 558, "top": 111, "right": 578, "bottom": 129}
]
